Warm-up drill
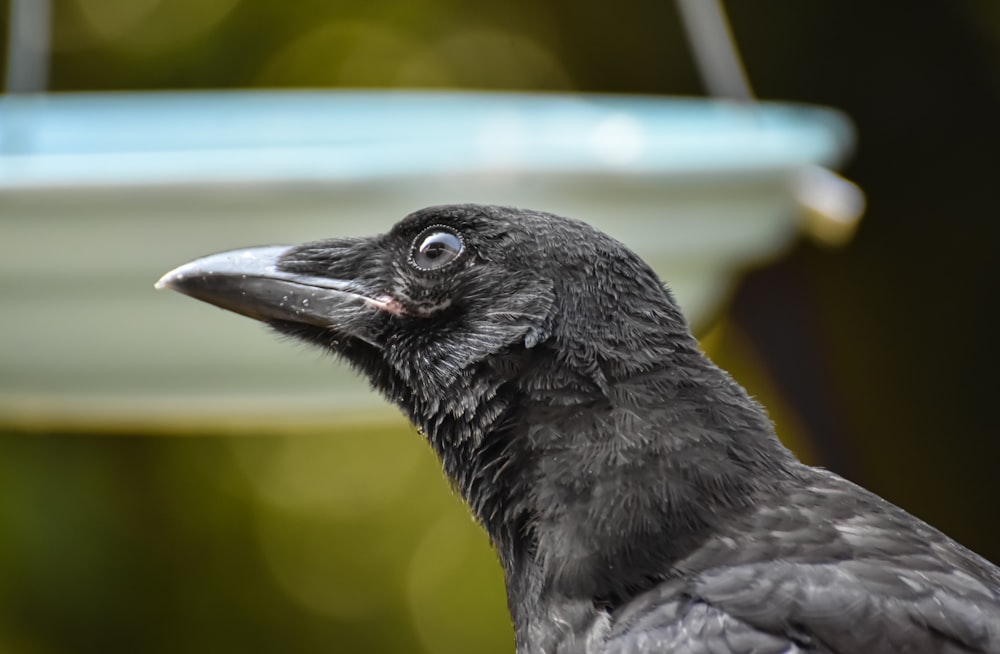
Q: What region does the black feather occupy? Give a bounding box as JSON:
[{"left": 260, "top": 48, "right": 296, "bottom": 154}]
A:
[{"left": 160, "top": 204, "right": 1000, "bottom": 653}]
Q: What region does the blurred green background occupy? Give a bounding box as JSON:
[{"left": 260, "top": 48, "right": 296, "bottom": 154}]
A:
[{"left": 2, "top": 1, "right": 999, "bottom": 653}]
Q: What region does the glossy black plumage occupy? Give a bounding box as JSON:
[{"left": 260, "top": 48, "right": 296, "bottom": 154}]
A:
[{"left": 158, "top": 204, "right": 1000, "bottom": 653}]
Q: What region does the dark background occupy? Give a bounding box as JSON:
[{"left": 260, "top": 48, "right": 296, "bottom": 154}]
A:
[{"left": 2, "top": 1, "right": 998, "bottom": 652}]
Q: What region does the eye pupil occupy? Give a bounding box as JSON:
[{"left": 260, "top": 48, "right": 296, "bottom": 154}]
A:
[
  {"left": 412, "top": 229, "right": 463, "bottom": 270},
  {"left": 424, "top": 243, "right": 446, "bottom": 259}
]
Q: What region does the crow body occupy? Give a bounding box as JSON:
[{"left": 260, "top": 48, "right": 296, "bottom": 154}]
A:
[{"left": 158, "top": 204, "right": 1000, "bottom": 653}]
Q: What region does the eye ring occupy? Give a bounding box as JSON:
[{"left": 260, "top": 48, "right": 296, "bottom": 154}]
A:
[{"left": 410, "top": 226, "right": 464, "bottom": 271}]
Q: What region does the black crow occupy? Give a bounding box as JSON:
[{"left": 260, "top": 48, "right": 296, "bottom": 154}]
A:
[{"left": 157, "top": 204, "right": 1000, "bottom": 653}]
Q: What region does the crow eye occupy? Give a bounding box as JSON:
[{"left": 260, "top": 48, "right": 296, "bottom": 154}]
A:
[{"left": 411, "top": 228, "right": 463, "bottom": 271}]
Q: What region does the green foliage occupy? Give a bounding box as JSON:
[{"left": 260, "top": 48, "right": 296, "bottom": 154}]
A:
[{"left": 0, "top": 426, "right": 512, "bottom": 654}]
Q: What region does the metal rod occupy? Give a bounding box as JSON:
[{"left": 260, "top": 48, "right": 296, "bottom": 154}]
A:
[
  {"left": 675, "top": 0, "right": 754, "bottom": 102},
  {"left": 6, "top": 0, "right": 51, "bottom": 93}
]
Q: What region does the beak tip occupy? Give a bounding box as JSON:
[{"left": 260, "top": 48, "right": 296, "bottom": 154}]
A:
[{"left": 155, "top": 266, "right": 187, "bottom": 292}]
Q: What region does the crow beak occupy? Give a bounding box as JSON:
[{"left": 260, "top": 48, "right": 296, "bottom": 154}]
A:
[{"left": 156, "top": 246, "right": 393, "bottom": 328}]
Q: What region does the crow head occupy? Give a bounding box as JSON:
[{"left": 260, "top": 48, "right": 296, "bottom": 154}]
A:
[
  {"left": 158, "top": 203, "right": 693, "bottom": 448},
  {"left": 159, "top": 204, "right": 788, "bottom": 622}
]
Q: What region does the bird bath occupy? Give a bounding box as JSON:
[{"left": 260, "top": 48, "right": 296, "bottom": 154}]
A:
[{"left": 0, "top": 91, "right": 858, "bottom": 430}]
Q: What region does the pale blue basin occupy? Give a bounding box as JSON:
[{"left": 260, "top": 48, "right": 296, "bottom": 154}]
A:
[{"left": 0, "top": 91, "right": 856, "bottom": 428}]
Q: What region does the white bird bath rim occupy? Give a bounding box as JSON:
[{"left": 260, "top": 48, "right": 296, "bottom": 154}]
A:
[{"left": 0, "top": 91, "right": 853, "bottom": 187}]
